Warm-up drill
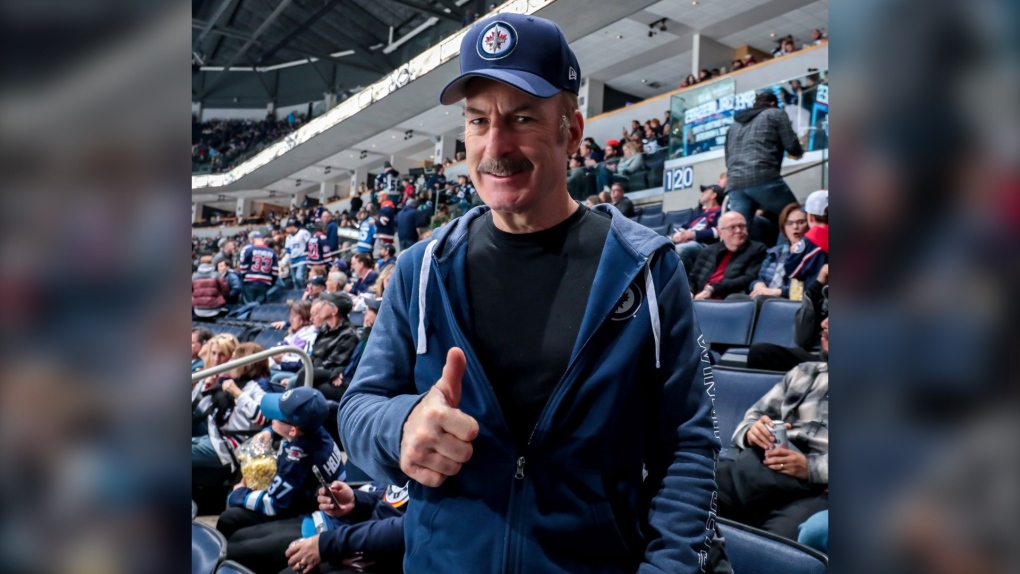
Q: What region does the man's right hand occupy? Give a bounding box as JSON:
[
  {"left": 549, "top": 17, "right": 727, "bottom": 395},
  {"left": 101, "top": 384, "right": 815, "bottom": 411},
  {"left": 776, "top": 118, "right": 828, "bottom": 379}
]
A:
[
  {"left": 746, "top": 416, "right": 791, "bottom": 451},
  {"left": 400, "top": 347, "right": 479, "bottom": 487},
  {"left": 318, "top": 481, "right": 355, "bottom": 517}
]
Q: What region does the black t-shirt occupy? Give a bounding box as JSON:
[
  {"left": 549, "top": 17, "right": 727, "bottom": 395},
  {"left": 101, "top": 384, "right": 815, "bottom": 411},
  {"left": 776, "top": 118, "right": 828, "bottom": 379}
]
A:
[{"left": 466, "top": 204, "right": 611, "bottom": 450}]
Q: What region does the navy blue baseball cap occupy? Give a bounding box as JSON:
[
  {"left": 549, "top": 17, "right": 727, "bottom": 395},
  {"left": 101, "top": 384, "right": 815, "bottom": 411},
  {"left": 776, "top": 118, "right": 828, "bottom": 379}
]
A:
[
  {"left": 440, "top": 14, "right": 580, "bottom": 105},
  {"left": 261, "top": 387, "right": 328, "bottom": 431}
]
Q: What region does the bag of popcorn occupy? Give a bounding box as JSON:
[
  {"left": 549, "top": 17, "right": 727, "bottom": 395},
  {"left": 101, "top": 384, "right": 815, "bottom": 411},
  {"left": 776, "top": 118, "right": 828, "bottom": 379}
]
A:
[{"left": 235, "top": 435, "right": 277, "bottom": 491}]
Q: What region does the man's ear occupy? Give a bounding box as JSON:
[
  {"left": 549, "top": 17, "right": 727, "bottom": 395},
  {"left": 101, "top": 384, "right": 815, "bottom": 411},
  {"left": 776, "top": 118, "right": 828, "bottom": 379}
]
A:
[
  {"left": 288, "top": 426, "right": 302, "bottom": 439},
  {"left": 568, "top": 110, "right": 585, "bottom": 153}
]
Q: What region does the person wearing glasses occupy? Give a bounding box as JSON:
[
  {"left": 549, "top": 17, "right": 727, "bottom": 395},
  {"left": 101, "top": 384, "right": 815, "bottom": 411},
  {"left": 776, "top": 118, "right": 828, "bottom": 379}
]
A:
[{"left": 688, "top": 211, "right": 766, "bottom": 300}]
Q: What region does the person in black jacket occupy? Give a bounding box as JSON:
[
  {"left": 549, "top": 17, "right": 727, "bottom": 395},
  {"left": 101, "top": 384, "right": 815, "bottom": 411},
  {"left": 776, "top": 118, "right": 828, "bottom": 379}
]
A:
[
  {"left": 295, "top": 292, "right": 359, "bottom": 402},
  {"left": 747, "top": 264, "right": 828, "bottom": 371},
  {"left": 395, "top": 199, "right": 425, "bottom": 251},
  {"left": 689, "top": 212, "right": 766, "bottom": 299}
]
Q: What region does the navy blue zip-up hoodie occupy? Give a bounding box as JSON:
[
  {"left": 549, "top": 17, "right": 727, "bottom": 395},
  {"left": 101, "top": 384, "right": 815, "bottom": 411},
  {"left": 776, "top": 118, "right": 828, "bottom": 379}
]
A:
[{"left": 338, "top": 204, "right": 720, "bottom": 573}]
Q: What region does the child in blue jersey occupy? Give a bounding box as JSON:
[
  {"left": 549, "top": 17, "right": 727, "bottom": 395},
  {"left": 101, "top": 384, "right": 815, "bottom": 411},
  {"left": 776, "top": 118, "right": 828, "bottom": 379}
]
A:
[{"left": 217, "top": 387, "right": 346, "bottom": 572}]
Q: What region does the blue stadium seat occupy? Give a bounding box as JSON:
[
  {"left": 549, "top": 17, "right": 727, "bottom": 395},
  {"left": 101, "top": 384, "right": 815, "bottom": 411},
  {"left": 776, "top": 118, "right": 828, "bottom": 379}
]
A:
[
  {"left": 253, "top": 327, "right": 286, "bottom": 350},
  {"left": 718, "top": 517, "right": 828, "bottom": 574},
  {"left": 722, "top": 299, "right": 801, "bottom": 365},
  {"left": 648, "top": 224, "right": 669, "bottom": 236},
  {"left": 692, "top": 300, "right": 756, "bottom": 346},
  {"left": 192, "top": 521, "right": 227, "bottom": 574},
  {"left": 208, "top": 323, "right": 251, "bottom": 341},
  {"left": 638, "top": 212, "right": 664, "bottom": 227},
  {"left": 641, "top": 203, "right": 663, "bottom": 217},
  {"left": 751, "top": 299, "right": 800, "bottom": 348},
  {"left": 644, "top": 149, "right": 669, "bottom": 188},
  {"left": 349, "top": 311, "right": 364, "bottom": 328},
  {"left": 249, "top": 303, "right": 290, "bottom": 323},
  {"left": 663, "top": 208, "right": 693, "bottom": 230},
  {"left": 712, "top": 367, "right": 784, "bottom": 456},
  {"left": 215, "top": 560, "right": 256, "bottom": 574}
]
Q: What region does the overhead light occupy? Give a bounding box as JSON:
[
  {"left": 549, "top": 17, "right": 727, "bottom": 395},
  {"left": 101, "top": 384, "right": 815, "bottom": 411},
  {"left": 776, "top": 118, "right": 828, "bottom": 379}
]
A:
[
  {"left": 295, "top": 180, "right": 301, "bottom": 186},
  {"left": 391, "top": 135, "right": 396, "bottom": 139},
  {"left": 371, "top": 144, "right": 376, "bottom": 147},
  {"left": 324, "top": 167, "right": 331, "bottom": 174},
  {"left": 616, "top": 34, "right": 622, "bottom": 39},
  {"left": 770, "top": 33, "right": 776, "bottom": 37},
  {"left": 419, "top": 122, "right": 424, "bottom": 126},
  {"left": 692, "top": 1, "right": 699, "bottom": 5},
  {"left": 641, "top": 79, "right": 647, "bottom": 83},
  {"left": 349, "top": 154, "right": 354, "bottom": 157}
]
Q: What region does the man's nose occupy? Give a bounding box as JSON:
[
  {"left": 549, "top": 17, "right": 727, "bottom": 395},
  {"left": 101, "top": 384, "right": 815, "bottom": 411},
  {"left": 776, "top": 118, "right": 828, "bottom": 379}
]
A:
[{"left": 485, "top": 122, "right": 518, "bottom": 157}]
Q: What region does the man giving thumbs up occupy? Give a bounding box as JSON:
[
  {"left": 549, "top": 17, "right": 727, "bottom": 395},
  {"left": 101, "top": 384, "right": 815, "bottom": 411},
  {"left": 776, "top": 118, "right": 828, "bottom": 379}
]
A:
[{"left": 399, "top": 348, "right": 479, "bottom": 487}]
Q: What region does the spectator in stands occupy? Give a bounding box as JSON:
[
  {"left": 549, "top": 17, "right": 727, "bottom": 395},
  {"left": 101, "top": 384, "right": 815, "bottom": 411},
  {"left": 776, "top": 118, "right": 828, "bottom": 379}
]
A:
[
  {"left": 592, "top": 140, "right": 621, "bottom": 193},
  {"left": 609, "top": 182, "right": 635, "bottom": 217},
  {"left": 303, "top": 293, "right": 359, "bottom": 401},
  {"left": 213, "top": 239, "right": 237, "bottom": 269},
  {"left": 374, "top": 199, "right": 397, "bottom": 258},
  {"left": 598, "top": 190, "right": 611, "bottom": 205},
  {"left": 566, "top": 154, "right": 591, "bottom": 200},
  {"left": 283, "top": 480, "right": 407, "bottom": 574},
  {"left": 375, "top": 161, "right": 401, "bottom": 203},
  {"left": 400, "top": 178, "right": 416, "bottom": 207},
  {"left": 368, "top": 265, "right": 395, "bottom": 301},
  {"left": 286, "top": 218, "right": 312, "bottom": 289},
  {"left": 642, "top": 123, "right": 661, "bottom": 153},
  {"left": 584, "top": 194, "right": 600, "bottom": 208},
  {"left": 303, "top": 276, "right": 327, "bottom": 301},
  {"left": 192, "top": 255, "right": 230, "bottom": 318},
  {"left": 698, "top": 68, "right": 713, "bottom": 82},
  {"left": 663, "top": 110, "right": 671, "bottom": 133},
  {"left": 622, "top": 119, "right": 643, "bottom": 141},
  {"left": 192, "top": 327, "right": 214, "bottom": 373},
  {"left": 615, "top": 141, "right": 645, "bottom": 187},
  {"left": 426, "top": 164, "right": 447, "bottom": 193},
  {"left": 218, "top": 387, "right": 345, "bottom": 574},
  {"left": 784, "top": 190, "right": 828, "bottom": 292},
  {"left": 681, "top": 74, "right": 698, "bottom": 88},
  {"left": 671, "top": 184, "right": 725, "bottom": 269},
  {"left": 344, "top": 253, "right": 378, "bottom": 296},
  {"left": 689, "top": 212, "right": 766, "bottom": 299},
  {"left": 322, "top": 210, "right": 340, "bottom": 253},
  {"left": 716, "top": 317, "right": 829, "bottom": 540},
  {"left": 349, "top": 192, "right": 364, "bottom": 218},
  {"left": 723, "top": 91, "right": 803, "bottom": 227},
  {"left": 731, "top": 59, "right": 745, "bottom": 72},
  {"left": 740, "top": 202, "right": 809, "bottom": 301},
  {"left": 192, "top": 342, "right": 273, "bottom": 475},
  {"left": 811, "top": 28, "right": 827, "bottom": 45},
  {"left": 579, "top": 138, "right": 603, "bottom": 163},
  {"left": 376, "top": 244, "right": 397, "bottom": 272},
  {"left": 356, "top": 213, "right": 376, "bottom": 255},
  {"left": 217, "top": 260, "right": 244, "bottom": 304},
  {"left": 325, "top": 271, "right": 347, "bottom": 294},
  {"left": 306, "top": 222, "right": 334, "bottom": 270},
  {"left": 748, "top": 264, "right": 828, "bottom": 371},
  {"left": 339, "top": 14, "right": 718, "bottom": 573},
  {"left": 431, "top": 203, "right": 451, "bottom": 229},
  {"left": 238, "top": 232, "right": 280, "bottom": 304},
  {"left": 327, "top": 292, "right": 382, "bottom": 394},
  {"left": 780, "top": 37, "right": 798, "bottom": 55},
  {"left": 397, "top": 198, "right": 425, "bottom": 251},
  {"left": 269, "top": 300, "right": 318, "bottom": 386}
]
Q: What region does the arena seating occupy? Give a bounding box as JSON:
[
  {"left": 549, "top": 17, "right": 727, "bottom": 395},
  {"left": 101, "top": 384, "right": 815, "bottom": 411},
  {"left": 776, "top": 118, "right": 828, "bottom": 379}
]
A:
[
  {"left": 192, "top": 520, "right": 228, "bottom": 574},
  {"left": 693, "top": 300, "right": 757, "bottom": 347},
  {"left": 248, "top": 303, "right": 290, "bottom": 323},
  {"left": 721, "top": 299, "right": 802, "bottom": 365},
  {"left": 269, "top": 289, "right": 305, "bottom": 303},
  {"left": 638, "top": 211, "right": 664, "bottom": 227},
  {"left": 712, "top": 366, "right": 784, "bottom": 457},
  {"left": 718, "top": 517, "right": 828, "bottom": 573},
  {"left": 663, "top": 208, "right": 693, "bottom": 231}
]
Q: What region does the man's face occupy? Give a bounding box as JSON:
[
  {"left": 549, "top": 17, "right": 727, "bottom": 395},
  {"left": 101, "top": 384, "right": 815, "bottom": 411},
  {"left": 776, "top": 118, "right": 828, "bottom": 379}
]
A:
[
  {"left": 351, "top": 257, "right": 363, "bottom": 274},
  {"left": 309, "top": 283, "right": 325, "bottom": 297},
  {"left": 286, "top": 225, "right": 297, "bottom": 235},
  {"left": 364, "top": 308, "right": 377, "bottom": 328},
  {"left": 322, "top": 211, "right": 332, "bottom": 222},
  {"left": 310, "top": 302, "right": 326, "bottom": 328},
  {"left": 191, "top": 333, "right": 202, "bottom": 359},
  {"left": 605, "top": 146, "right": 617, "bottom": 158},
  {"left": 699, "top": 187, "right": 716, "bottom": 206},
  {"left": 718, "top": 212, "right": 748, "bottom": 251},
  {"left": 631, "top": 121, "right": 640, "bottom": 130},
  {"left": 224, "top": 241, "right": 235, "bottom": 254},
  {"left": 610, "top": 185, "right": 624, "bottom": 202},
  {"left": 820, "top": 317, "right": 829, "bottom": 353},
  {"left": 217, "top": 261, "right": 228, "bottom": 274},
  {"left": 464, "top": 79, "right": 581, "bottom": 215}
]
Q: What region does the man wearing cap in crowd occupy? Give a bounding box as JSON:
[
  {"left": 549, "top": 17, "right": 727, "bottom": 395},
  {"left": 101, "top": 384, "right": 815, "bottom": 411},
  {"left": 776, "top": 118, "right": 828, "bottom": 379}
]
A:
[
  {"left": 286, "top": 218, "right": 313, "bottom": 289},
  {"left": 671, "top": 183, "right": 726, "bottom": 270},
  {"left": 303, "top": 275, "right": 327, "bottom": 300},
  {"left": 591, "top": 139, "right": 622, "bottom": 192},
  {"left": 784, "top": 189, "right": 828, "bottom": 292},
  {"left": 375, "top": 161, "right": 401, "bottom": 205},
  {"left": 340, "top": 13, "right": 718, "bottom": 573}
]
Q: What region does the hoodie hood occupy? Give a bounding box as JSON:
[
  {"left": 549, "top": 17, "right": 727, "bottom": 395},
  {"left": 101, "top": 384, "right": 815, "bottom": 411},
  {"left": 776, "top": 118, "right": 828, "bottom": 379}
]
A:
[
  {"left": 734, "top": 105, "right": 770, "bottom": 124},
  {"left": 192, "top": 263, "right": 218, "bottom": 280}
]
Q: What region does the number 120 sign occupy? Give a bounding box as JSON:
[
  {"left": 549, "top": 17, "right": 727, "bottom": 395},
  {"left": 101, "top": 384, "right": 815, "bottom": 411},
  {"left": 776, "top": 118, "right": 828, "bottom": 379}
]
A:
[{"left": 664, "top": 166, "right": 694, "bottom": 191}]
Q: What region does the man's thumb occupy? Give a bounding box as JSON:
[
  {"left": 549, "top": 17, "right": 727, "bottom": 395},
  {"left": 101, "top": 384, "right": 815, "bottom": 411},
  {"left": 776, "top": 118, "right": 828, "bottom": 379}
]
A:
[{"left": 435, "top": 347, "right": 466, "bottom": 407}]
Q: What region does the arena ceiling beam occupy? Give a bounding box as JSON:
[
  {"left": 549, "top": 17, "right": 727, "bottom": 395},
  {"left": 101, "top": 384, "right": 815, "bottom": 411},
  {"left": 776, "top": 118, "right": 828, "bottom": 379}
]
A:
[{"left": 200, "top": 0, "right": 296, "bottom": 97}]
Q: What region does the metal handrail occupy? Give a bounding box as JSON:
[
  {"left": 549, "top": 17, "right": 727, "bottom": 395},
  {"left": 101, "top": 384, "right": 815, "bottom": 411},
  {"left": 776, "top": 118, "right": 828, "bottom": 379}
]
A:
[{"left": 191, "top": 345, "right": 313, "bottom": 388}]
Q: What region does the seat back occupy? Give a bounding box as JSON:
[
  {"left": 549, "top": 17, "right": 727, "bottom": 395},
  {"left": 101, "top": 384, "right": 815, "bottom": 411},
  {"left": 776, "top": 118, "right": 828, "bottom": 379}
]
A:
[
  {"left": 249, "top": 303, "right": 290, "bottom": 323},
  {"left": 692, "top": 300, "right": 756, "bottom": 346},
  {"left": 192, "top": 521, "right": 227, "bottom": 574},
  {"left": 751, "top": 299, "right": 801, "bottom": 348},
  {"left": 718, "top": 517, "right": 827, "bottom": 574},
  {"left": 638, "top": 212, "right": 664, "bottom": 227},
  {"left": 648, "top": 224, "right": 669, "bottom": 236},
  {"left": 641, "top": 203, "right": 663, "bottom": 217},
  {"left": 253, "top": 327, "right": 286, "bottom": 350},
  {"left": 663, "top": 208, "right": 693, "bottom": 229},
  {"left": 712, "top": 367, "right": 784, "bottom": 450},
  {"left": 215, "top": 560, "right": 257, "bottom": 574}
]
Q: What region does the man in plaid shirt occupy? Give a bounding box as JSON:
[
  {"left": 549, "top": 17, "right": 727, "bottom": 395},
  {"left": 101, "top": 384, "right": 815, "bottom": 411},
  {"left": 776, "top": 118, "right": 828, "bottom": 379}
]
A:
[
  {"left": 724, "top": 91, "right": 804, "bottom": 227},
  {"left": 716, "top": 316, "right": 828, "bottom": 540}
]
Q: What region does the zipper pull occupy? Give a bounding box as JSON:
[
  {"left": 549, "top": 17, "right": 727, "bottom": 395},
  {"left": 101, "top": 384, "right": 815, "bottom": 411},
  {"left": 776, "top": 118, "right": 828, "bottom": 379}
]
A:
[{"left": 515, "top": 456, "right": 526, "bottom": 480}]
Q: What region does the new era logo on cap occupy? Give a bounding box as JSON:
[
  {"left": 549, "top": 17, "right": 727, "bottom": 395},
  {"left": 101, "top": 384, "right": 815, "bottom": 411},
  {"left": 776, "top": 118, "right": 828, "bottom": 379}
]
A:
[{"left": 440, "top": 14, "right": 581, "bottom": 105}]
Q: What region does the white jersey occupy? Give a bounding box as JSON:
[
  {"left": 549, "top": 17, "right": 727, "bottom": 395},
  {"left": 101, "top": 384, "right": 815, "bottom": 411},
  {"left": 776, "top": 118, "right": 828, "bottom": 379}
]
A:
[{"left": 285, "top": 229, "right": 312, "bottom": 267}]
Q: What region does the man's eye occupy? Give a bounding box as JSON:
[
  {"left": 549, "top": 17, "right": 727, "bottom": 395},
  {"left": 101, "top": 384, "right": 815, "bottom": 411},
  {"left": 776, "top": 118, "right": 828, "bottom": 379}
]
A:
[
  {"left": 469, "top": 118, "right": 486, "bottom": 126},
  {"left": 514, "top": 116, "right": 532, "bottom": 123}
]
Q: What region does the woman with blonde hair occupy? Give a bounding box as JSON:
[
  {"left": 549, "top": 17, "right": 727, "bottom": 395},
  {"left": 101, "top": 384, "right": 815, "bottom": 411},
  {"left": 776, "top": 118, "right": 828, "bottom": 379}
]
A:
[
  {"left": 369, "top": 264, "right": 396, "bottom": 299},
  {"left": 191, "top": 333, "right": 238, "bottom": 436}
]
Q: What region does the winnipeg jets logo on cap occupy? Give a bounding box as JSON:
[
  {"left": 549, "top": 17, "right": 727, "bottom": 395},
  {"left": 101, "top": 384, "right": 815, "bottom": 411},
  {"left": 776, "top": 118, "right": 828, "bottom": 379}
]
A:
[
  {"left": 477, "top": 21, "right": 518, "bottom": 60},
  {"left": 611, "top": 284, "right": 643, "bottom": 321},
  {"left": 281, "top": 390, "right": 293, "bottom": 401}
]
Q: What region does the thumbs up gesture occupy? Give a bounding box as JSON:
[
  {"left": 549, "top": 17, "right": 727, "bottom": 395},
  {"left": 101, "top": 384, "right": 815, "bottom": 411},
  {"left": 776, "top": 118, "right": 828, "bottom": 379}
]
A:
[{"left": 400, "top": 347, "right": 479, "bottom": 487}]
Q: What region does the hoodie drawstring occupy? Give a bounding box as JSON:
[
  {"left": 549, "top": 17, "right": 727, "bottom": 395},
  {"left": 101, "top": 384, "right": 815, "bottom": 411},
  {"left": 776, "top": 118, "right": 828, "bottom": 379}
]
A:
[
  {"left": 417, "top": 240, "right": 439, "bottom": 355},
  {"left": 645, "top": 258, "right": 661, "bottom": 369}
]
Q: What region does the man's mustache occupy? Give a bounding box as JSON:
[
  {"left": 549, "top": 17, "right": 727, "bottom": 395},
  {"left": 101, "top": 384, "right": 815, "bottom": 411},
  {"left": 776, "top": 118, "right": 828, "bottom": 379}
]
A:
[{"left": 477, "top": 157, "right": 534, "bottom": 177}]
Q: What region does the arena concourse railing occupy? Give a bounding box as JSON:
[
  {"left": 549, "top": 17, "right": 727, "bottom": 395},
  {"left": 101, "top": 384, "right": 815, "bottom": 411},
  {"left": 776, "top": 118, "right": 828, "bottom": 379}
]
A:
[{"left": 191, "top": 345, "right": 313, "bottom": 388}]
